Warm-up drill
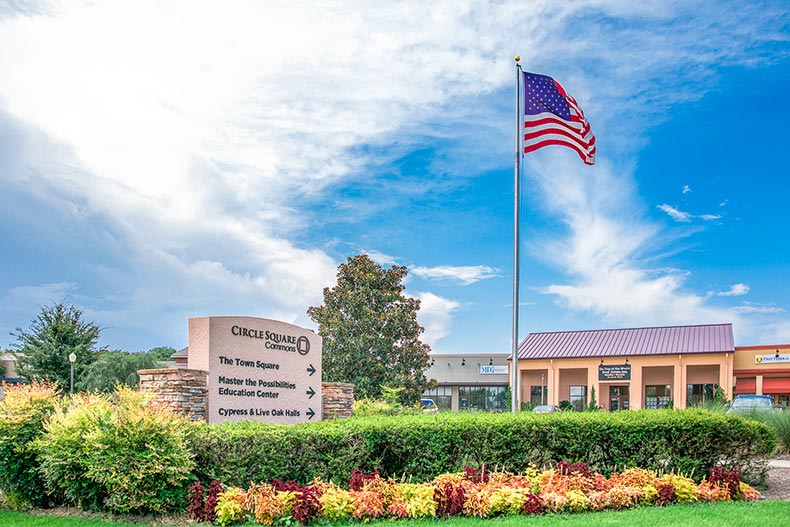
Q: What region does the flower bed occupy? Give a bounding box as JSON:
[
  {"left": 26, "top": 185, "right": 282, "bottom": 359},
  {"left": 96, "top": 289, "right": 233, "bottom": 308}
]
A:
[{"left": 190, "top": 463, "right": 760, "bottom": 525}]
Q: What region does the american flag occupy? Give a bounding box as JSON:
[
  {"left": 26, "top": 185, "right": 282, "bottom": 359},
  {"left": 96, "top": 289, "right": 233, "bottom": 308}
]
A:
[{"left": 522, "top": 72, "right": 596, "bottom": 165}]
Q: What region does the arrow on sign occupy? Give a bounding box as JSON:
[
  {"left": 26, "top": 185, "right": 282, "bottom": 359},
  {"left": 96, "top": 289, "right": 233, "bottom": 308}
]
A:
[
  {"left": 307, "top": 407, "right": 315, "bottom": 420},
  {"left": 307, "top": 364, "right": 316, "bottom": 376},
  {"left": 306, "top": 386, "right": 316, "bottom": 399}
]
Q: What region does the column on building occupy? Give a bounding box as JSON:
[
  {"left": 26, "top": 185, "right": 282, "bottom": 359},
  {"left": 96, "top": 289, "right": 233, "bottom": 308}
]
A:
[
  {"left": 630, "top": 363, "right": 643, "bottom": 410},
  {"left": 673, "top": 356, "right": 684, "bottom": 408},
  {"left": 586, "top": 364, "right": 599, "bottom": 410}
]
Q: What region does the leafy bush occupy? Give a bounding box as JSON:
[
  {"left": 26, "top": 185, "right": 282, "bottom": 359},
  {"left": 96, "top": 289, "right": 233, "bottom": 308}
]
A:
[
  {"left": 189, "top": 409, "right": 776, "bottom": 486},
  {"left": 0, "top": 381, "right": 61, "bottom": 508},
  {"left": 36, "top": 386, "right": 196, "bottom": 513},
  {"left": 35, "top": 393, "right": 113, "bottom": 510}
]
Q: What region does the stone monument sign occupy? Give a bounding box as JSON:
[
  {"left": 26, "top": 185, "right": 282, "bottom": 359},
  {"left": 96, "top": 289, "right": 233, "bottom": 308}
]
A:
[{"left": 188, "top": 316, "right": 322, "bottom": 424}]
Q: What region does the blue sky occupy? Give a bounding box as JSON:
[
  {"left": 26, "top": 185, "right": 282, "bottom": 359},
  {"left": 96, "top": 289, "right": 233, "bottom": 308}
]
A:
[{"left": 0, "top": 1, "right": 788, "bottom": 355}]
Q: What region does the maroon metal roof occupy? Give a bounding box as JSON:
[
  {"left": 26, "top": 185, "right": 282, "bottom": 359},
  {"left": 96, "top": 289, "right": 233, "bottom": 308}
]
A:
[{"left": 518, "top": 324, "right": 734, "bottom": 360}]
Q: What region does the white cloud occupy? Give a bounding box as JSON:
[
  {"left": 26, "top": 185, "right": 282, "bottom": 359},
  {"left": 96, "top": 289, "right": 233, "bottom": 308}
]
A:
[
  {"left": 532, "top": 155, "right": 741, "bottom": 329},
  {"left": 411, "top": 265, "right": 501, "bottom": 286},
  {"left": 698, "top": 214, "right": 722, "bottom": 221},
  {"left": 718, "top": 283, "right": 750, "bottom": 297},
  {"left": 658, "top": 205, "right": 721, "bottom": 223},
  {"left": 363, "top": 250, "right": 400, "bottom": 267},
  {"left": 412, "top": 291, "right": 461, "bottom": 349},
  {"left": 759, "top": 320, "right": 790, "bottom": 344},
  {"left": 658, "top": 204, "right": 692, "bottom": 222},
  {"left": 682, "top": 184, "right": 691, "bottom": 194},
  {"left": 730, "top": 303, "right": 784, "bottom": 314}
]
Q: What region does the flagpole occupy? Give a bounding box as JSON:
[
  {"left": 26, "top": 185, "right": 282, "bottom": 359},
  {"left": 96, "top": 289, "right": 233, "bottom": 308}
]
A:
[{"left": 511, "top": 56, "right": 522, "bottom": 413}]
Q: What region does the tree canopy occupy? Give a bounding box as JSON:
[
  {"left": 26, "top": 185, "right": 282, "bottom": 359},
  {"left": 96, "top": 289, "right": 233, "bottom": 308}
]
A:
[
  {"left": 77, "top": 350, "right": 159, "bottom": 392},
  {"left": 11, "top": 301, "right": 102, "bottom": 391},
  {"left": 307, "top": 254, "right": 431, "bottom": 404}
]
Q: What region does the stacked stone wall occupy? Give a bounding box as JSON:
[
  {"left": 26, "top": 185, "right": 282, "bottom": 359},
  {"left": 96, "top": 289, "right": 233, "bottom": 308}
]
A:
[
  {"left": 138, "top": 368, "right": 208, "bottom": 421},
  {"left": 322, "top": 382, "right": 354, "bottom": 419}
]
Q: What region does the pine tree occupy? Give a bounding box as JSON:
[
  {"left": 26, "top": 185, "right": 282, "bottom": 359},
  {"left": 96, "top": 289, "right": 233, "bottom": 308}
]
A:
[{"left": 11, "top": 302, "right": 102, "bottom": 391}]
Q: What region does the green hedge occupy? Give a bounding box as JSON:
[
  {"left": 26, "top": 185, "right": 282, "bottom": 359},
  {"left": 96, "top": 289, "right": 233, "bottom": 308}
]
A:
[{"left": 190, "top": 409, "right": 776, "bottom": 486}]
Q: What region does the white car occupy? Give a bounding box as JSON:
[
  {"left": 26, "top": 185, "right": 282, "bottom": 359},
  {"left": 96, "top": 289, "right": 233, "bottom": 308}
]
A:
[{"left": 421, "top": 398, "right": 439, "bottom": 413}]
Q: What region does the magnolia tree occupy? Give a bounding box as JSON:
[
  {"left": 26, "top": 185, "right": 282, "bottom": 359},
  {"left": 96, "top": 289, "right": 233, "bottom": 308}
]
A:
[{"left": 308, "top": 255, "right": 431, "bottom": 404}]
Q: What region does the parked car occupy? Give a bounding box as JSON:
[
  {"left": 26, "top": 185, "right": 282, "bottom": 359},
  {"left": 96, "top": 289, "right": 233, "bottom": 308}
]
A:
[
  {"left": 421, "top": 398, "right": 439, "bottom": 413},
  {"left": 727, "top": 395, "right": 775, "bottom": 414},
  {"left": 533, "top": 404, "right": 559, "bottom": 414}
]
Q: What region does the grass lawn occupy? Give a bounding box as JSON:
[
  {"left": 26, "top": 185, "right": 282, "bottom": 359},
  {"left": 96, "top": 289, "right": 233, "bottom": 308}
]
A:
[{"left": 2, "top": 501, "right": 789, "bottom": 527}]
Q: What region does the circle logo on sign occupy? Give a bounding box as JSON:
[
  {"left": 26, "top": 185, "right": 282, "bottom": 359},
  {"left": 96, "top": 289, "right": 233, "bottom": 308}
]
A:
[{"left": 297, "top": 336, "right": 310, "bottom": 355}]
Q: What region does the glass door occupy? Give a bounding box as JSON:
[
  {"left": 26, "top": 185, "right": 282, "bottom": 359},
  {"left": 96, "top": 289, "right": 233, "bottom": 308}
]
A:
[{"left": 609, "top": 385, "right": 630, "bottom": 411}]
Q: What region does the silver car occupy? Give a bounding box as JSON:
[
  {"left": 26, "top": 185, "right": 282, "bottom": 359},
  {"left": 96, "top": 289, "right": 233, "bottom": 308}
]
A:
[{"left": 727, "top": 395, "right": 775, "bottom": 414}]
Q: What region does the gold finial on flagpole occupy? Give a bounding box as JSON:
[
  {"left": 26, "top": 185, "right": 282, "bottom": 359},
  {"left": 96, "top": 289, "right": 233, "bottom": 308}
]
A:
[{"left": 514, "top": 55, "right": 520, "bottom": 62}]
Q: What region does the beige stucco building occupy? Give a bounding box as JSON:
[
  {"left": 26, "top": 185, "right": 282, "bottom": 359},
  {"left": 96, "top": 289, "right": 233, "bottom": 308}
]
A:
[{"left": 516, "top": 324, "right": 735, "bottom": 410}]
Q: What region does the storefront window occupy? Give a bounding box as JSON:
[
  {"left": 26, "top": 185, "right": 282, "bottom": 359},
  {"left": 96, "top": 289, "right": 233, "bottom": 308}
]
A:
[
  {"left": 422, "top": 386, "right": 452, "bottom": 411},
  {"left": 687, "top": 383, "right": 716, "bottom": 406},
  {"left": 569, "top": 385, "right": 587, "bottom": 412},
  {"left": 645, "top": 384, "right": 671, "bottom": 409},
  {"left": 459, "top": 385, "right": 507, "bottom": 412},
  {"left": 530, "top": 385, "right": 547, "bottom": 405}
]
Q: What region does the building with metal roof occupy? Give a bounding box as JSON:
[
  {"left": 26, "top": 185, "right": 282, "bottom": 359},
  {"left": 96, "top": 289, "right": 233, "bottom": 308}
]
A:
[{"left": 516, "top": 323, "right": 736, "bottom": 411}]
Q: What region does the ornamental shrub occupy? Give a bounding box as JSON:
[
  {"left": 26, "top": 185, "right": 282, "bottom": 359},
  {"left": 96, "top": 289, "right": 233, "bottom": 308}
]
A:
[
  {"left": 36, "top": 386, "right": 196, "bottom": 513},
  {"left": 708, "top": 465, "right": 742, "bottom": 499},
  {"left": 271, "top": 479, "right": 322, "bottom": 524},
  {"left": 188, "top": 480, "right": 224, "bottom": 522},
  {"left": 350, "top": 489, "right": 386, "bottom": 519},
  {"left": 566, "top": 489, "right": 591, "bottom": 512},
  {"left": 215, "top": 487, "right": 249, "bottom": 526},
  {"left": 432, "top": 473, "right": 468, "bottom": 517},
  {"left": 660, "top": 474, "right": 697, "bottom": 503},
  {"left": 395, "top": 483, "right": 436, "bottom": 518},
  {"left": 0, "top": 381, "right": 61, "bottom": 508},
  {"left": 319, "top": 485, "right": 353, "bottom": 521},
  {"left": 208, "top": 466, "right": 762, "bottom": 524},
  {"left": 655, "top": 482, "right": 677, "bottom": 506},
  {"left": 488, "top": 485, "right": 529, "bottom": 515},
  {"left": 522, "top": 493, "right": 545, "bottom": 514},
  {"left": 247, "top": 483, "right": 290, "bottom": 525}
]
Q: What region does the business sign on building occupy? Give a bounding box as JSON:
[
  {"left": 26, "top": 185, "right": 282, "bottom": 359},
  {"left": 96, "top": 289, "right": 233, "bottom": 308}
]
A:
[
  {"left": 188, "top": 316, "right": 322, "bottom": 424},
  {"left": 755, "top": 353, "right": 790, "bottom": 364},
  {"left": 599, "top": 364, "right": 631, "bottom": 381},
  {"left": 480, "top": 365, "right": 508, "bottom": 375}
]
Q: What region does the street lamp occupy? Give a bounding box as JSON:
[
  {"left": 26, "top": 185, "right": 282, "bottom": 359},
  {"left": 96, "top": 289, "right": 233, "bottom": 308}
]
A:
[{"left": 68, "top": 352, "right": 77, "bottom": 395}]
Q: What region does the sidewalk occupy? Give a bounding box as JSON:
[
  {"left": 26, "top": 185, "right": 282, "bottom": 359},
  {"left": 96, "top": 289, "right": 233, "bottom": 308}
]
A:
[{"left": 769, "top": 459, "right": 790, "bottom": 469}]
